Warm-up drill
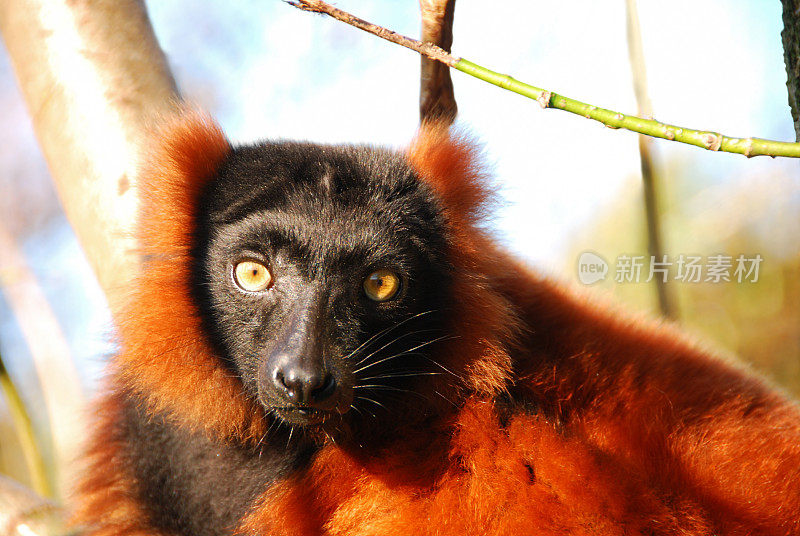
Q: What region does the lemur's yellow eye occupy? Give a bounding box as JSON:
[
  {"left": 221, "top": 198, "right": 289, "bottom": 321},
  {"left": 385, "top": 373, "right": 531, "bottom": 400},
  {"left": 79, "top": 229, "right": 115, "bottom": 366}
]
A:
[
  {"left": 234, "top": 261, "right": 272, "bottom": 292},
  {"left": 363, "top": 269, "right": 401, "bottom": 302}
]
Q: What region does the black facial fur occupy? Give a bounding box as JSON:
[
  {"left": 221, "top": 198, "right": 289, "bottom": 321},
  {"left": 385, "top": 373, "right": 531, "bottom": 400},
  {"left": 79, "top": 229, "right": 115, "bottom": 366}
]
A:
[{"left": 192, "top": 141, "right": 453, "bottom": 432}]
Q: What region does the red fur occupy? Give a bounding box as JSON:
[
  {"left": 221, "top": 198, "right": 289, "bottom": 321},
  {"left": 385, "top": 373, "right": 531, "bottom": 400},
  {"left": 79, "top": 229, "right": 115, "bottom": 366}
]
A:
[
  {"left": 112, "top": 109, "right": 267, "bottom": 442},
  {"left": 73, "top": 109, "right": 263, "bottom": 534},
  {"left": 406, "top": 123, "right": 516, "bottom": 398},
  {"left": 502, "top": 262, "right": 800, "bottom": 534},
  {"left": 76, "top": 114, "right": 800, "bottom": 535}
]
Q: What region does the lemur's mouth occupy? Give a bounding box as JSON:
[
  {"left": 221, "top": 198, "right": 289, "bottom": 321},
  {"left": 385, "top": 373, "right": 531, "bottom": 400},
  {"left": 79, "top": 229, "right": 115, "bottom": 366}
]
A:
[{"left": 271, "top": 405, "right": 330, "bottom": 426}]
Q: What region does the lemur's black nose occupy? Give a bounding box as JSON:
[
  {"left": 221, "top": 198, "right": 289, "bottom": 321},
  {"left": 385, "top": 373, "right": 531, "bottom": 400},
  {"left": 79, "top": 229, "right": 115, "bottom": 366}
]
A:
[{"left": 274, "top": 367, "right": 337, "bottom": 409}]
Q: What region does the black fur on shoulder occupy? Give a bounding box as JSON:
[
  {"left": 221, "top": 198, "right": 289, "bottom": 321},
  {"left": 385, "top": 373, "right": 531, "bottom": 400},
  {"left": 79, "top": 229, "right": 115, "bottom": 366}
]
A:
[{"left": 122, "top": 392, "right": 314, "bottom": 536}]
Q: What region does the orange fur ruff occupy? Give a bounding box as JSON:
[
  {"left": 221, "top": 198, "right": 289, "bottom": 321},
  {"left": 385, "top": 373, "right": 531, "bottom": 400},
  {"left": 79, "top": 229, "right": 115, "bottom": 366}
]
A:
[
  {"left": 113, "top": 110, "right": 268, "bottom": 442},
  {"left": 75, "top": 113, "right": 800, "bottom": 536}
]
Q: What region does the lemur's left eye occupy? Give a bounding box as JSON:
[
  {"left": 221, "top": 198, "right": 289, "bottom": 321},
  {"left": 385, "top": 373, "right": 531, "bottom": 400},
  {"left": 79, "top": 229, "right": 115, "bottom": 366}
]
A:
[
  {"left": 363, "top": 269, "right": 401, "bottom": 302},
  {"left": 233, "top": 260, "right": 272, "bottom": 292}
]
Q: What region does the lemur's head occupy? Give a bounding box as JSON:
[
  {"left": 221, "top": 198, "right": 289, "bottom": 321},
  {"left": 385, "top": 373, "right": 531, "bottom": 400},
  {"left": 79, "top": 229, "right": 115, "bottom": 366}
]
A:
[
  {"left": 122, "top": 112, "right": 513, "bottom": 443},
  {"left": 194, "top": 142, "right": 454, "bottom": 427}
]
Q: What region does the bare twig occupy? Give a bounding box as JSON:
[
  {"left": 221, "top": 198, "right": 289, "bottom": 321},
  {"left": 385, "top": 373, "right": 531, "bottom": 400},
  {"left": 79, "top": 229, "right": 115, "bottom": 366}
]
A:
[
  {"left": 287, "top": 0, "right": 800, "bottom": 159},
  {"left": 287, "top": 0, "right": 457, "bottom": 67},
  {"left": 626, "top": 0, "right": 676, "bottom": 319},
  {"left": 419, "top": 0, "right": 457, "bottom": 124}
]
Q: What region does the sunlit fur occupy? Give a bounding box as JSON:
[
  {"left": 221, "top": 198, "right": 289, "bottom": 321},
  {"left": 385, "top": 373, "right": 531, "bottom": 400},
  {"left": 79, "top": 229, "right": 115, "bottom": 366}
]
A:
[{"left": 72, "top": 111, "right": 800, "bottom": 536}]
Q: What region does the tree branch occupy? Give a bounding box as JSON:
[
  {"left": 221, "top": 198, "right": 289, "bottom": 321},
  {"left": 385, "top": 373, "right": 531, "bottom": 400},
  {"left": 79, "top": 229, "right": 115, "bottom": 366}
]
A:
[
  {"left": 0, "top": 0, "right": 179, "bottom": 499},
  {"left": 287, "top": 0, "right": 456, "bottom": 67},
  {"left": 0, "top": 224, "right": 84, "bottom": 499},
  {"left": 626, "top": 0, "right": 676, "bottom": 319},
  {"left": 0, "top": 0, "right": 180, "bottom": 312},
  {"left": 0, "top": 351, "right": 51, "bottom": 498},
  {"left": 288, "top": 0, "right": 800, "bottom": 159},
  {"left": 781, "top": 0, "right": 800, "bottom": 140}
]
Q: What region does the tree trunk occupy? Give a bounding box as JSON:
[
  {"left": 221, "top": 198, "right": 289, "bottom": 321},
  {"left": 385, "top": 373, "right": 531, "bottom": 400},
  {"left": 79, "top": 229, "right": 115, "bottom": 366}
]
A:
[
  {"left": 419, "top": 0, "right": 457, "bottom": 124},
  {"left": 0, "top": 0, "right": 179, "bottom": 499},
  {"left": 0, "top": 0, "right": 179, "bottom": 312}
]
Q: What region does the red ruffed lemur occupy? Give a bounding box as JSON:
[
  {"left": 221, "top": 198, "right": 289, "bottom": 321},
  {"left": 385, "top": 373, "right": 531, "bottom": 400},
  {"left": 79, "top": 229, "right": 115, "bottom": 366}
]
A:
[{"left": 72, "top": 109, "right": 800, "bottom": 536}]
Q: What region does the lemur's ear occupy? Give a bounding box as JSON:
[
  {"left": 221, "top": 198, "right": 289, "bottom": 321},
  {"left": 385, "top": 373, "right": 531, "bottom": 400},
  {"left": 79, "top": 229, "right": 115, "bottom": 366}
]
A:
[
  {"left": 407, "top": 121, "right": 493, "bottom": 229},
  {"left": 139, "top": 107, "right": 231, "bottom": 255},
  {"left": 407, "top": 122, "right": 515, "bottom": 399}
]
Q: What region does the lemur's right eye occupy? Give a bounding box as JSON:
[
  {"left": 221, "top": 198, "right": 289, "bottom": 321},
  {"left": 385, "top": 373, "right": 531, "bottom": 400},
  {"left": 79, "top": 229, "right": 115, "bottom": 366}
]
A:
[
  {"left": 363, "top": 269, "right": 401, "bottom": 302},
  {"left": 233, "top": 260, "right": 272, "bottom": 292}
]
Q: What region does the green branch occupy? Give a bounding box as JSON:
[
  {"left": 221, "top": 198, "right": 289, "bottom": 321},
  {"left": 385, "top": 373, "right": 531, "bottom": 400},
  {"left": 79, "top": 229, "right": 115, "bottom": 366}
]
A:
[
  {"left": 0, "top": 351, "right": 52, "bottom": 497},
  {"left": 455, "top": 60, "right": 799, "bottom": 157},
  {"left": 288, "top": 0, "right": 800, "bottom": 159}
]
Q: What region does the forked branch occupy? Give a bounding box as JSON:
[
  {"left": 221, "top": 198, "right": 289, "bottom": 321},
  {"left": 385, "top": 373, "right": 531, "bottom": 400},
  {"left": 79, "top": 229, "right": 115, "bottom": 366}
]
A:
[
  {"left": 419, "top": 0, "right": 458, "bottom": 124},
  {"left": 288, "top": 0, "right": 800, "bottom": 159}
]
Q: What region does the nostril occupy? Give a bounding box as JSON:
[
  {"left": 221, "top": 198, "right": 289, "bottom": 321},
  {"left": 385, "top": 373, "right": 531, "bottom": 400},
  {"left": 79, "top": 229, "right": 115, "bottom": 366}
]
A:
[
  {"left": 274, "top": 369, "right": 302, "bottom": 402},
  {"left": 274, "top": 370, "right": 289, "bottom": 392},
  {"left": 311, "top": 374, "right": 336, "bottom": 402}
]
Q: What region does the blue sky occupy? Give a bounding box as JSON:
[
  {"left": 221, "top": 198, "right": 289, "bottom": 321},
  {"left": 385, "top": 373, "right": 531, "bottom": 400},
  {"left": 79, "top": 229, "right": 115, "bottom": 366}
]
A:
[{"left": 149, "top": 0, "right": 798, "bottom": 270}]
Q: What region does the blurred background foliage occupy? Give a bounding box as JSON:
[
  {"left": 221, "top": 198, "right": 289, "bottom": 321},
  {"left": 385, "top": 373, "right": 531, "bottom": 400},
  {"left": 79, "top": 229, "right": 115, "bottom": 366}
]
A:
[
  {"left": 567, "top": 158, "right": 800, "bottom": 396},
  {"left": 0, "top": 0, "right": 797, "bottom": 502}
]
